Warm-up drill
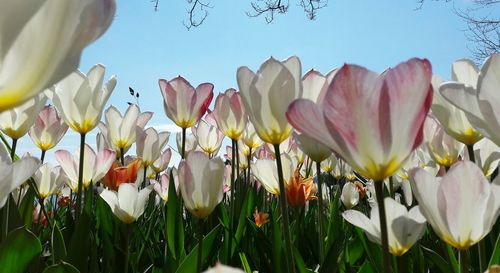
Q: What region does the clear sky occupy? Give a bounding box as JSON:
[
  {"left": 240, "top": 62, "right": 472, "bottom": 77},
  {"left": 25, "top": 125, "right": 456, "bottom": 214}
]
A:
[{"left": 16, "top": 0, "right": 475, "bottom": 164}]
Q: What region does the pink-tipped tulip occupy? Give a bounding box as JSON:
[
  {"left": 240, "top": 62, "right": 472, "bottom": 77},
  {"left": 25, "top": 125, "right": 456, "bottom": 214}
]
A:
[
  {"left": 158, "top": 76, "right": 214, "bottom": 129},
  {"left": 178, "top": 151, "right": 225, "bottom": 219},
  {"left": 55, "top": 144, "right": 115, "bottom": 191},
  {"left": 136, "top": 127, "right": 170, "bottom": 167},
  {"left": 237, "top": 56, "right": 302, "bottom": 144},
  {"left": 431, "top": 75, "right": 482, "bottom": 145},
  {"left": 0, "top": 0, "right": 116, "bottom": 112},
  {"left": 151, "top": 148, "right": 172, "bottom": 175},
  {"left": 0, "top": 143, "right": 40, "bottom": 208},
  {"left": 0, "top": 93, "right": 47, "bottom": 140},
  {"left": 440, "top": 54, "right": 500, "bottom": 147},
  {"left": 52, "top": 64, "right": 116, "bottom": 134},
  {"left": 424, "top": 115, "right": 465, "bottom": 168},
  {"left": 29, "top": 105, "right": 69, "bottom": 151},
  {"left": 287, "top": 58, "right": 433, "bottom": 181},
  {"left": 213, "top": 88, "right": 247, "bottom": 140},
  {"left": 410, "top": 161, "right": 500, "bottom": 250},
  {"left": 192, "top": 112, "right": 225, "bottom": 156}
]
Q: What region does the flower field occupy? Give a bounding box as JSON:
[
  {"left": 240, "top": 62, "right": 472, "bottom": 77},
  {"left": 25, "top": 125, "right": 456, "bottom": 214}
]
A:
[{"left": 0, "top": 1, "right": 499, "bottom": 273}]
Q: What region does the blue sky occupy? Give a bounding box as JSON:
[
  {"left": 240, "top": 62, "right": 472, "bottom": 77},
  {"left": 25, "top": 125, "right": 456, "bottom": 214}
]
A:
[{"left": 17, "top": 0, "right": 474, "bottom": 163}]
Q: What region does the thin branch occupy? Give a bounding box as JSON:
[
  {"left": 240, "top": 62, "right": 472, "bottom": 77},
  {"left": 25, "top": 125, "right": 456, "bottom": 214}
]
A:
[
  {"left": 246, "top": 0, "right": 290, "bottom": 23},
  {"left": 183, "top": 0, "right": 213, "bottom": 30},
  {"left": 299, "top": 0, "right": 328, "bottom": 20}
]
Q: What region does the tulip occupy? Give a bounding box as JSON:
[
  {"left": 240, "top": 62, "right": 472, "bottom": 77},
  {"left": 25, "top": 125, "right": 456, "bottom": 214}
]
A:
[
  {"left": 321, "top": 154, "right": 337, "bottom": 173},
  {"left": 285, "top": 170, "right": 317, "bottom": 207},
  {"left": 343, "top": 197, "right": 427, "bottom": 256},
  {"left": 159, "top": 76, "right": 214, "bottom": 129},
  {"left": 176, "top": 131, "right": 198, "bottom": 156},
  {"left": 287, "top": 58, "right": 432, "bottom": 181},
  {"left": 440, "top": 54, "right": 500, "bottom": 146},
  {"left": 213, "top": 88, "right": 247, "bottom": 140},
  {"left": 396, "top": 149, "right": 439, "bottom": 181},
  {"left": 150, "top": 148, "right": 172, "bottom": 175},
  {"left": 341, "top": 182, "right": 360, "bottom": 209},
  {"left": 55, "top": 144, "right": 115, "bottom": 191},
  {"left": 431, "top": 75, "right": 482, "bottom": 145},
  {"left": 251, "top": 154, "right": 295, "bottom": 195},
  {"left": 136, "top": 127, "right": 170, "bottom": 167},
  {"left": 100, "top": 183, "right": 152, "bottom": 224},
  {"left": 472, "top": 138, "right": 500, "bottom": 177},
  {"left": 102, "top": 158, "right": 142, "bottom": 191},
  {"left": 33, "top": 163, "right": 66, "bottom": 199},
  {"left": 242, "top": 123, "right": 264, "bottom": 151},
  {"left": 152, "top": 173, "right": 170, "bottom": 202},
  {"left": 101, "top": 104, "right": 141, "bottom": 156},
  {"left": 178, "top": 151, "right": 224, "bottom": 219},
  {"left": 203, "top": 264, "right": 245, "bottom": 273},
  {"left": 192, "top": 114, "right": 225, "bottom": 156},
  {"left": 294, "top": 132, "right": 332, "bottom": 163},
  {"left": 0, "top": 0, "right": 116, "bottom": 111},
  {"left": 424, "top": 115, "right": 465, "bottom": 168},
  {"left": 28, "top": 105, "right": 69, "bottom": 154},
  {"left": 0, "top": 142, "right": 40, "bottom": 208},
  {"left": 159, "top": 76, "right": 213, "bottom": 160},
  {"left": 253, "top": 208, "right": 270, "bottom": 228},
  {"left": 237, "top": 56, "right": 302, "bottom": 144},
  {"left": 287, "top": 58, "right": 432, "bottom": 272},
  {"left": 410, "top": 161, "right": 500, "bottom": 250},
  {"left": 0, "top": 93, "right": 47, "bottom": 140},
  {"left": 52, "top": 64, "right": 116, "bottom": 134}
]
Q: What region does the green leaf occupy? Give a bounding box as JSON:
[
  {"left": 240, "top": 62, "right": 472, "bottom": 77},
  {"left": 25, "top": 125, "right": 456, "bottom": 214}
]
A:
[
  {"left": 489, "top": 233, "right": 500, "bottom": 266},
  {"left": 293, "top": 247, "right": 314, "bottom": 273},
  {"left": 67, "top": 212, "right": 91, "bottom": 273},
  {"left": 0, "top": 227, "right": 42, "bottom": 273},
  {"left": 421, "top": 245, "right": 453, "bottom": 273},
  {"left": 357, "top": 262, "right": 375, "bottom": 273},
  {"left": 232, "top": 191, "right": 250, "bottom": 255},
  {"left": 175, "top": 224, "right": 221, "bottom": 273},
  {"left": 167, "top": 169, "right": 184, "bottom": 260},
  {"left": 239, "top": 252, "right": 252, "bottom": 273},
  {"left": 270, "top": 206, "right": 284, "bottom": 273},
  {"left": 42, "top": 261, "right": 80, "bottom": 273},
  {"left": 347, "top": 237, "right": 364, "bottom": 265},
  {"left": 18, "top": 186, "right": 36, "bottom": 227},
  {"left": 52, "top": 223, "right": 67, "bottom": 263}
]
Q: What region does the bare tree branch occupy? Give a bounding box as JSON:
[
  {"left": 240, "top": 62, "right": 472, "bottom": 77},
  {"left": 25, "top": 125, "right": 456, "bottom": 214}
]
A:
[
  {"left": 183, "top": 0, "right": 213, "bottom": 30},
  {"left": 416, "top": 0, "right": 499, "bottom": 62},
  {"left": 246, "top": 0, "right": 290, "bottom": 23},
  {"left": 299, "top": 0, "right": 328, "bottom": 20}
]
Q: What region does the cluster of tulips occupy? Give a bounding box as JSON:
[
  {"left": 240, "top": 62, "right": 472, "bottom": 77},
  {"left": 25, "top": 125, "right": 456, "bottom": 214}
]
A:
[{"left": 0, "top": 1, "right": 500, "bottom": 273}]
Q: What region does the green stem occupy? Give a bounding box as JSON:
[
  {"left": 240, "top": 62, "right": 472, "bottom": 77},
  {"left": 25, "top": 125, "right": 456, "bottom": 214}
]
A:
[
  {"left": 142, "top": 165, "right": 147, "bottom": 189},
  {"left": 316, "top": 161, "right": 325, "bottom": 264},
  {"left": 274, "top": 144, "right": 295, "bottom": 273},
  {"left": 181, "top": 127, "right": 186, "bottom": 159},
  {"left": 388, "top": 176, "right": 395, "bottom": 198},
  {"left": 247, "top": 148, "right": 252, "bottom": 184},
  {"left": 197, "top": 219, "right": 204, "bottom": 273},
  {"left": 124, "top": 224, "right": 132, "bottom": 273},
  {"left": 459, "top": 249, "right": 469, "bottom": 273},
  {"left": 76, "top": 133, "right": 86, "bottom": 220},
  {"left": 466, "top": 144, "right": 485, "bottom": 272},
  {"left": 10, "top": 138, "right": 17, "bottom": 161},
  {"left": 235, "top": 140, "right": 240, "bottom": 179},
  {"left": 374, "top": 180, "right": 391, "bottom": 273},
  {"left": 466, "top": 144, "right": 475, "bottom": 163},
  {"left": 228, "top": 139, "right": 236, "bottom": 260},
  {"left": 2, "top": 138, "right": 18, "bottom": 239},
  {"left": 40, "top": 149, "right": 46, "bottom": 164},
  {"left": 120, "top": 147, "right": 125, "bottom": 166}
]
